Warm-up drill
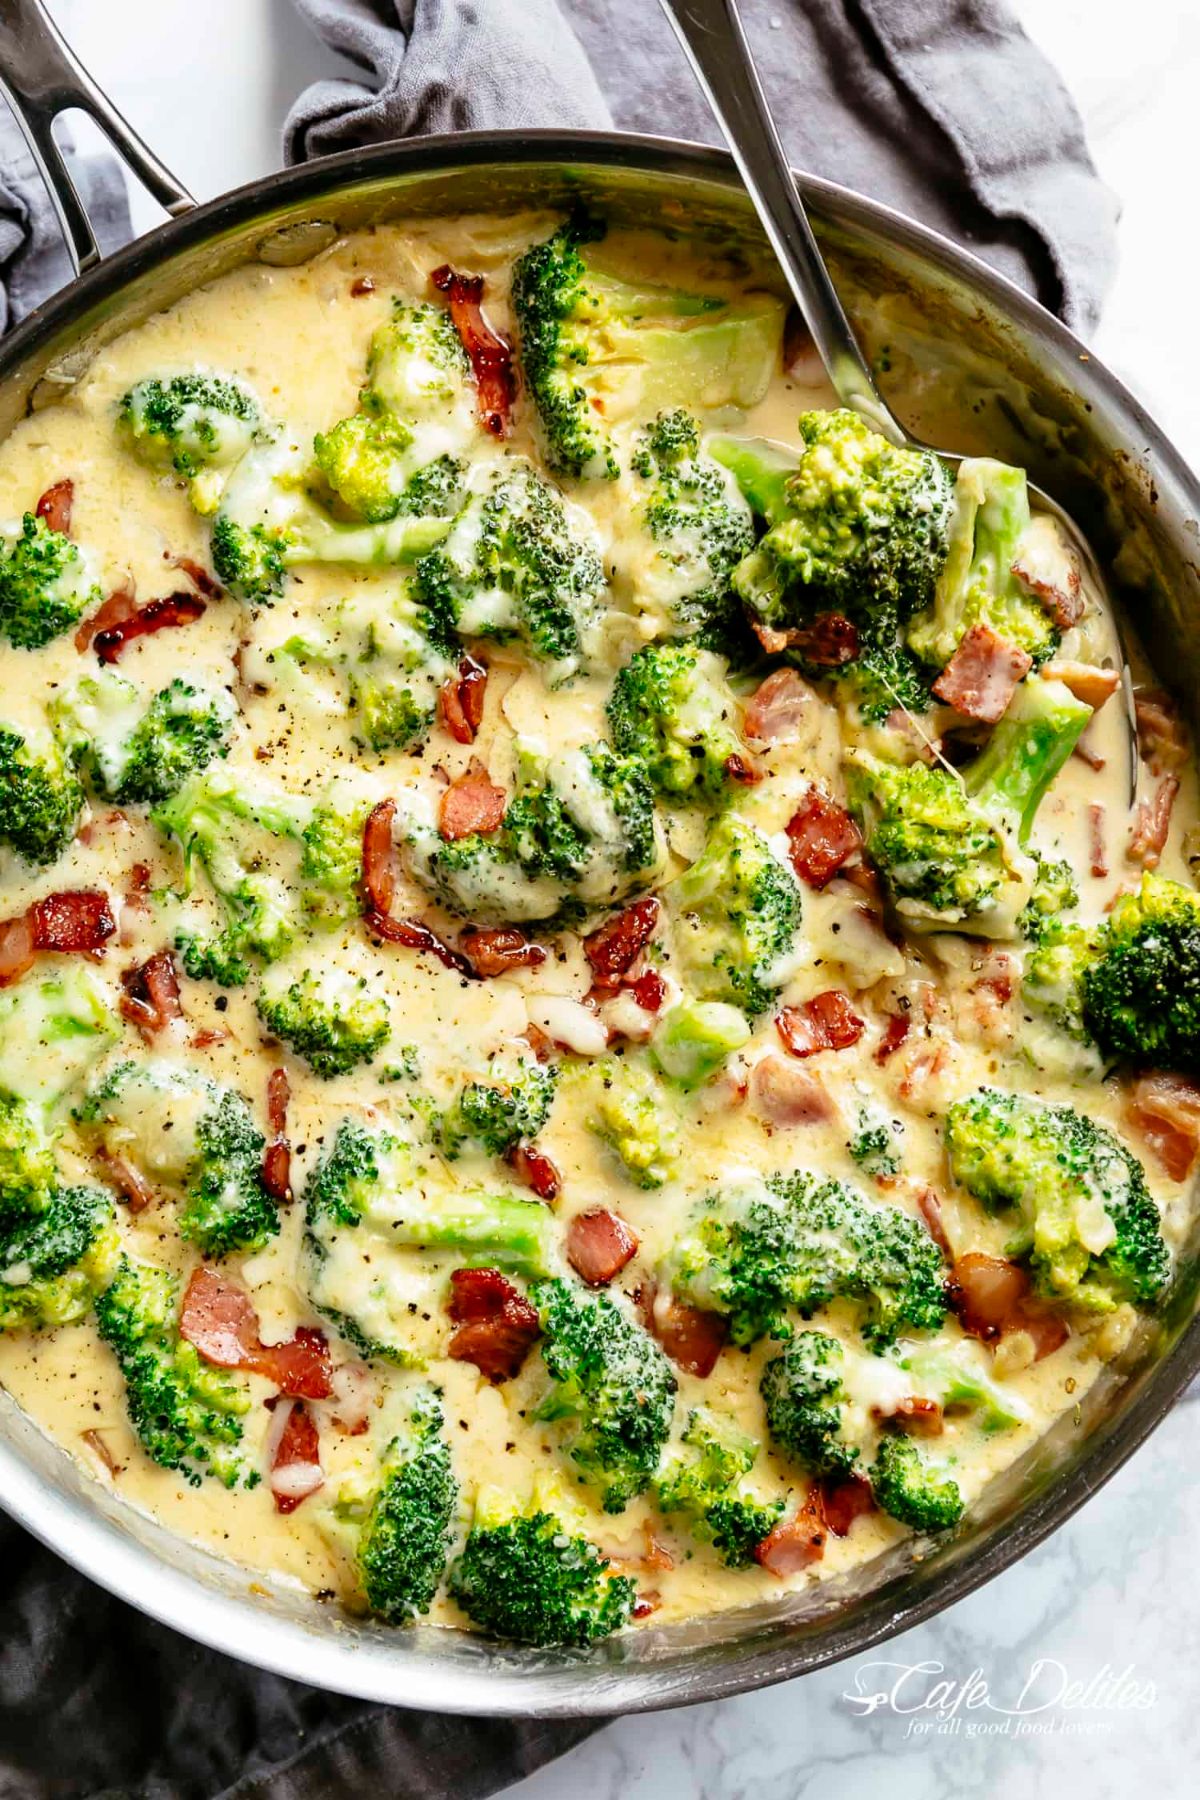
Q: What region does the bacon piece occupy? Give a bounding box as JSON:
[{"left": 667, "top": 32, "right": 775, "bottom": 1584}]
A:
[
  {"left": 170, "top": 555, "right": 223, "bottom": 600},
  {"left": 36, "top": 479, "right": 74, "bottom": 535},
  {"left": 447, "top": 1266, "right": 540, "bottom": 1381},
  {"left": 0, "top": 889, "right": 117, "bottom": 985},
  {"left": 1128, "top": 776, "right": 1179, "bottom": 869},
  {"left": 436, "top": 655, "right": 488, "bottom": 745},
  {"left": 567, "top": 1208, "right": 639, "bottom": 1286},
  {"left": 262, "top": 1066, "right": 292, "bottom": 1203},
  {"left": 87, "top": 591, "right": 206, "bottom": 664},
  {"left": 180, "top": 1266, "right": 333, "bottom": 1398},
  {"left": 439, "top": 759, "right": 506, "bottom": 842},
  {"left": 950, "top": 1253, "right": 1068, "bottom": 1361},
  {"left": 119, "top": 950, "right": 183, "bottom": 1040},
  {"left": 915, "top": 1186, "right": 952, "bottom": 1257},
  {"left": 897, "top": 1040, "right": 950, "bottom": 1102},
  {"left": 268, "top": 1401, "right": 323, "bottom": 1513},
  {"left": 1044, "top": 660, "right": 1120, "bottom": 710},
  {"left": 1125, "top": 1071, "right": 1200, "bottom": 1182},
  {"left": 1089, "top": 802, "right": 1107, "bottom": 879},
  {"left": 1134, "top": 690, "right": 1188, "bottom": 773},
  {"left": 931, "top": 622, "right": 1032, "bottom": 723},
  {"left": 749, "top": 1055, "right": 835, "bottom": 1128},
  {"left": 874, "top": 1395, "right": 944, "bottom": 1435},
  {"left": 628, "top": 969, "right": 666, "bottom": 1013},
  {"left": 785, "top": 787, "right": 862, "bottom": 889},
  {"left": 505, "top": 1140, "right": 561, "bottom": 1201},
  {"left": 776, "top": 991, "right": 864, "bottom": 1059},
  {"left": 81, "top": 1427, "right": 119, "bottom": 1476},
  {"left": 631, "top": 1592, "right": 661, "bottom": 1621},
  {"left": 646, "top": 1286, "right": 727, "bottom": 1377},
  {"left": 751, "top": 610, "right": 859, "bottom": 664},
  {"left": 874, "top": 1012, "right": 911, "bottom": 1064},
  {"left": 724, "top": 753, "right": 762, "bottom": 786},
  {"left": 584, "top": 897, "right": 660, "bottom": 987},
  {"left": 0, "top": 913, "right": 37, "bottom": 987},
  {"left": 1073, "top": 731, "right": 1105, "bottom": 772},
  {"left": 1012, "top": 542, "right": 1084, "bottom": 628},
  {"left": 430, "top": 263, "right": 515, "bottom": 438},
  {"left": 459, "top": 925, "right": 547, "bottom": 978},
  {"left": 819, "top": 1473, "right": 875, "bottom": 1538},
  {"left": 744, "top": 667, "right": 814, "bottom": 746},
  {"left": 368, "top": 911, "right": 476, "bottom": 977},
  {"left": 361, "top": 798, "right": 398, "bottom": 917},
  {"left": 754, "top": 1493, "right": 827, "bottom": 1575},
  {"left": 99, "top": 1151, "right": 154, "bottom": 1214},
  {"left": 350, "top": 275, "right": 376, "bottom": 297}
]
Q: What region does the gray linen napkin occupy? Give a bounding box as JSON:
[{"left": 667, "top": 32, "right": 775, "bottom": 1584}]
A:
[{"left": 0, "top": 106, "right": 131, "bottom": 329}]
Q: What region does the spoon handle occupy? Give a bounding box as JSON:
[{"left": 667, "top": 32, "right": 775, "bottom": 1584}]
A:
[{"left": 658, "top": 0, "right": 904, "bottom": 443}]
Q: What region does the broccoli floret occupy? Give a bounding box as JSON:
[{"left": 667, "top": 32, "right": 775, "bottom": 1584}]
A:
[
  {"left": 869, "top": 1432, "right": 964, "bottom": 1533},
  {"left": 95, "top": 1255, "right": 249, "bottom": 1486},
  {"left": 1082, "top": 875, "right": 1200, "bottom": 1071},
  {"left": 650, "top": 999, "right": 752, "bottom": 1090},
  {"left": 0, "top": 723, "right": 84, "bottom": 866},
  {"left": 610, "top": 410, "right": 755, "bottom": 640},
  {"left": 760, "top": 1332, "right": 862, "bottom": 1481},
  {"left": 176, "top": 929, "right": 252, "bottom": 988},
  {"left": 0, "top": 1094, "right": 58, "bottom": 1229},
  {"left": 512, "top": 217, "right": 785, "bottom": 481},
  {"left": 607, "top": 641, "right": 744, "bottom": 804},
  {"left": 907, "top": 458, "right": 1060, "bottom": 670},
  {"left": 330, "top": 1387, "right": 457, "bottom": 1623},
  {"left": 665, "top": 811, "right": 802, "bottom": 1016},
  {"left": 0, "top": 965, "right": 119, "bottom": 1110},
  {"left": 413, "top": 459, "right": 604, "bottom": 683},
  {"left": 54, "top": 671, "right": 237, "bottom": 807},
  {"left": 448, "top": 1481, "right": 635, "bottom": 1645},
  {"left": 848, "top": 1101, "right": 904, "bottom": 1179},
  {"left": 531, "top": 1277, "right": 677, "bottom": 1512},
  {"left": 654, "top": 1408, "right": 783, "bottom": 1567},
  {"left": 117, "top": 373, "right": 262, "bottom": 511},
  {"left": 0, "top": 1183, "right": 119, "bottom": 1332},
  {"left": 711, "top": 412, "right": 954, "bottom": 631},
  {"left": 664, "top": 1171, "right": 948, "bottom": 1349},
  {"left": 363, "top": 299, "right": 471, "bottom": 422},
  {"left": 313, "top": 413, "right": 469, "bottom": 528},
  {"left": 79, "top": 1059, "right": 277, "bottom": 1258},
  {"left": 944, "top": 1088, "right": 1169, "bottom": 1312},
  {"left": 831, "top": 606, "right": 934, "bottom": 727},
  {"left": 440, "top": 1054, "right": 557, "bottom": 1159},
  {"left": 586, "top": 1054, "right": 682, "bottom": 1189},
  {"left": 255, "top": 957, "right": 391, "bottom": 1079},
  {"left": 0, "top": 514, "right": 103, "bottom": 648},
  {"left": 1018, "top": 856, "right": 1079, "bottom": 941},
  {"left": 846, "top": 675, "right": 1092, "bottom": 936}
]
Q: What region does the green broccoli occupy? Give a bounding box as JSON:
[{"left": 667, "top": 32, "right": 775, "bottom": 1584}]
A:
[
  {"left": 0, "top": 964, "right": 119, "bottom": 1111},
  {"left": 654, "top": 1408, "right": 784, "bottom": 1567},
  {"left": 95, "top": 1255, "right": 249, "bottom": 1486},
  {"left": 117, "top": 372, "right": 262, "bottom": 511},
  {"left": 610, "top": 410, "right": 755, "bottom": 640},
  {"left": 607, "top": 641, "right": 745, "bottom": 804},
  {"left": 869, "top": 1432, "right": 964, "bottom": 1533},
  {"left": 665, "top": 811, "right": 802, "bottom": 1015},
  {"left": 1018, "top": 855, "right": 1079, "bottom": 941},
  {"left": 0, "top": 722, "right": 84, "bottom": 865},
  {"left": 412, "top": 459, "right": 604, "bottom": 684},
  {"left": 329, "top": 1387, "right": 457, "bottom": 1623},
  {"left": 448, "top": 1480, "right": 635, "bottom": 1645},
  {"left": 362, "top": 299, "right": 472, "bottom": 424},
  {"left": 649, "top": 999, "right": 752, "bottom": 1090},
  {"left": 53, "top": 671, "right": 237, "bottom": 807},
  {"left": 0, "top": 513, "right": 103, "bottom": 648},
  {"left": 846, "top": 674, "right": 1092, "bottom": 936},
  {"left": 512, "top": 216, "right": 785, "bottom": 481},
  {"left": 761, "top": 1333, "right": 862, "bottom": 1481},
  {"left": 848, "top": 1102, "right": 904, "bottom": 1180},
  {"left": 943, "top": 1088, "right": 1169, "bottom": 1312},
  {"left": 0, "top": 1183, "right": 119, "bottom": 1332},
  {"left": 585, "top": 1054, "right": 682, "bottom": 1188},
  {"left": 440, "top": 1054, "right": 557, "bottom": 1159},
  {"left": 664, "top": 1172, "right": 949, "bottom": 1349},
  {"left": 531, "top": 1277, "right": 677, "bottom": 1512},
  {"left": 907, "top": 458, "right": 1061, "bottom": 670},
  {"left": 0, "top": 1094, "right": 58, "bottom": 1229},
  {"left": 78, "top": 1059, "right": 278, "bottom": 1258},
  {"left": 255, "top": 958, "right": 391, "bottom": 1079}
]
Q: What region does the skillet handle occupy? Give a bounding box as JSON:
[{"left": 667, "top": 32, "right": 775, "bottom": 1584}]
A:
[{"left": 0, "top": 0, "right": 193, "bottom": 276}]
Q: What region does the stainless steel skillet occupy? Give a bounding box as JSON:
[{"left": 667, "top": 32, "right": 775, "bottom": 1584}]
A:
[{"left": 0, "top": 0, "right": 1196, "bottom": 1719}]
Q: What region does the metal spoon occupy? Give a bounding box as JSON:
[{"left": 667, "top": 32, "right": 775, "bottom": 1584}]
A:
[{"left": 658, "top": 0, "right": 1138, "bottom": 800}]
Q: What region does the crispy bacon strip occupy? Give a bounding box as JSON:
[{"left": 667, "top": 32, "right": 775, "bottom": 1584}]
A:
[
  {"left": 754, "top": 1493, "right": 827, "bottom": 1575},
  {"left": 749, "top": 1055, "right": 835, "bottom": 1128},
  {"left": 262, "top": 1066, "right": 292, "bottom": 1203},
  {"left": 36, "top": 479, "right": 74, "bottom": 535},
  {"left": 644, "top": 1284, "right": 727, "bottom": 1377},
  {"left": 0, "top": 890, "right": 116, "bottom": 986},
  {"left": 447, "top": 1266, "right": 540, "bottom": 1381},
  {"left": 567, "top": 1208, "right": 639, "bottom": 1286},
  {"left": 180, "top": 1266, "right": 333, "bottom": 1397},
  {"left": 83, "top": 590, "right": 206, "bottom": 664},
  {"left": 785, "top": 787, "right": 862, "bottom": 889},
  {"left": 950, "top": 1253, "right": 1068, "bottom": 1361},
  {"left": 360, "top": 800, "right": 479, "bottom": 975},
  {"left": 76, "top": 586, "right": 134, "bottom": 653},
  {"left": 628, "top": 968, "right": 666, "bottom": 1013},
  {"left": 505, "top": 1141, "right": 561, "bottom": 1201},
  {"left": 1011, "top": 542, "right": 1084, "bottom": 628},
  {"left": 724, "top": 753, "right": 761, "bottom": 786},
  {"left": 459, "top": 926, "right": 546, "bottom": 978},
  {"left": 751, "top": 611, "right": 858, "bottom": 664},
  {"left": 874, "top": 1011, "right": 911, "bottom": 1064},
  {"left": 1134, "top": 689, "right": 1188, "bottom": 773},
  {"left": 776, "top": 991, "right": 864, "bottom": 1059},
  {"left": 430, "top": 263, "right": 515, "bottom": 438},
  {"left": 99, "top": 1150, "right": 154, "bottom": 1213},
  {"left": 1089, "top": 802, "right": 1108, "bottom": 879},
  {"left": 439, "top": 760, "right": 507, "bottom": 841},
  {"left": 119, "top": 950, "right": 183, "bottom": 1040},
  {"left": 931, "top": 622, "right": 1032, "bottom": 723},
  {"left": 915, "top": 1186, "right": 952, "bottom": 1257},
  {"left": 171, "top": 555, "right": 223, "bottom": 600},
  {"left": 744, "top": 668, "right": 815, "bottom": 745},
  {"left": 436, "top": 655, "right": 488, "bottom": 745},
  {"left": 371, "top": 911, "right": 478, "bottom": 977},
  {"left": 1124, "top": 1071, "right": 1200, "bottom": 1182},
  {"left": 269, "top": 1401, "right": 323, "bottom": 1514},
  {"left": 584, "top": 897, "right": 659, "bottom": 987},
  {"left": 820, "top": 1473, "right": 876, "bottom": 1538},
  {"left": 875, "top": 1395, "right": 944, "bottom": 1435},
  {"left": 1128, "top": 776, "right": 1179, "bottom": 869},
  {"left": 1044, "top": 660, "right": 1120, "bottom": 710}
]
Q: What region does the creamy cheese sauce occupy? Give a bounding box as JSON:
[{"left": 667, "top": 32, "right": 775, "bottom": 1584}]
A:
[{"left": 0, "top": 214, "right": 1193, "bottom": 1637}]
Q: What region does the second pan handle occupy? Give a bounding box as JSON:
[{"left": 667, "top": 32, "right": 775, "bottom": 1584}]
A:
[{"left": 0, "top": 0, "right": 193, "bottom": 276}]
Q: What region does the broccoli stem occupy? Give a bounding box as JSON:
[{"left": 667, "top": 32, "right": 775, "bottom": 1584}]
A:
[{"left": 964, "top": 675, "right": 1092, "bottom": 842}]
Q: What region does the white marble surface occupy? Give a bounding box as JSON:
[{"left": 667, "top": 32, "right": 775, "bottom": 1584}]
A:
[{"left": 37, "top": 2, "right": 1200, "bottom": 1794}]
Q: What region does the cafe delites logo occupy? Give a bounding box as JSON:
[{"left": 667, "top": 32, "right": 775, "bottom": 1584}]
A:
[{"left": 841, "top": 1658, "right": 1157, "bottom": 1740}]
